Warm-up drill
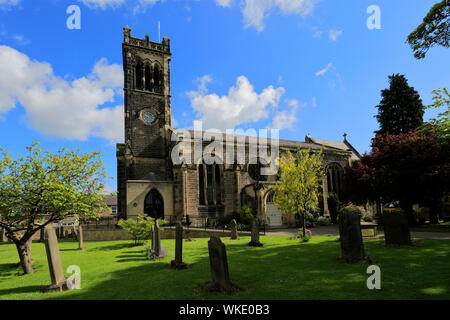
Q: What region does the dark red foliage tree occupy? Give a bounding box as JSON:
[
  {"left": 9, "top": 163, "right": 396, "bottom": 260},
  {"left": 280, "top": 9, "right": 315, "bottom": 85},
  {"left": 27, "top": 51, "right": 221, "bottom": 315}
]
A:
[{"left": 345, "top": 130, "right": 450, "bottom": 225}]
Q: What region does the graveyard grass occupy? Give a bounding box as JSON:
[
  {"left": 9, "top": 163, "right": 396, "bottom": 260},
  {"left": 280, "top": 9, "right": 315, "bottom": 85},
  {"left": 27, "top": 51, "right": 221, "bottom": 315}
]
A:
[{"left": 1, "top": 236, "right": 449, "bottom": 300}]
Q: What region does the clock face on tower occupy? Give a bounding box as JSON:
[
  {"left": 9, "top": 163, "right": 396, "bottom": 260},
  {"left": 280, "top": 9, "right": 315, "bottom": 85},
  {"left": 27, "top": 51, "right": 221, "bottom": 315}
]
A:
[{"left": 139, "top": 109, "right": 157, "bottom": 125}]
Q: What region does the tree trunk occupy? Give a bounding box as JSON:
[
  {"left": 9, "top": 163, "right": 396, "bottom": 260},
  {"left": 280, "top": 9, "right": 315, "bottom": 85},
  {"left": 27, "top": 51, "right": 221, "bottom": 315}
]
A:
[
  {"left": 301, "top": 213, "right": 306, "bottom": 238},
  {"left": 15, "top": 241, "right": 35, "bottom": 274}
]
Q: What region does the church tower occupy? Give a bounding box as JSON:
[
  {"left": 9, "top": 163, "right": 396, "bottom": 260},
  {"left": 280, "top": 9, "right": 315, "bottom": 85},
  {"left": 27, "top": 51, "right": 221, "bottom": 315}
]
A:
[{"left": 117, "top": 26, "right": 173, "bottom": 219}]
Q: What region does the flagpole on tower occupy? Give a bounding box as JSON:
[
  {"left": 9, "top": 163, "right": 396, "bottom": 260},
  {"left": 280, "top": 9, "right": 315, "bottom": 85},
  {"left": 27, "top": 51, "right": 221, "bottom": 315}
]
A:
[{"left": 158, "top": 20, "right": 161, "bottom": 43}]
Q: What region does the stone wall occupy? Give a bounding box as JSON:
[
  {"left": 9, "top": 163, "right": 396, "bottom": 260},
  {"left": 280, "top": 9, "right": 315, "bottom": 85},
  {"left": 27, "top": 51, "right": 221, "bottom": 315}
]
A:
[{"left": 81, "top": 227, "right": 250, "bottom": 241}]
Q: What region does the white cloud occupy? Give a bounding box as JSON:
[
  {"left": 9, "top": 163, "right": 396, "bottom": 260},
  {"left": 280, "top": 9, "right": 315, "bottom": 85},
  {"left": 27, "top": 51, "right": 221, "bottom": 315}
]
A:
[
  {"left": 133, "top": 0, "right": 165, "bottom": 14},
  {"left": 241, "top": 0, "right": 319, "bottom": 31},
  {"left": 312, "top": 30, "right": 323, "bottom": 38},
  {"left": 270, "top": 99, "right": 299, "bottom": 130},
  {"left": 216, "top": 0, "right": 232, "bottom": 7},
  {"left": 328, "top": 29, "right": 343, "bottom": 41},
  {"left": 315, "top": 62, "right": 332, "bottom": 77},
  {"left": 12, "top": 34, "right": 30, "bottom": 45},
  {"left": 0, "top": 45, "right": 124, "bottom": 143},
  {"left": 78, "top": 0, "right": 125, "bottom": 9},
  {"left": 188, "top": 75, "right": 285, "bottom": 131}
]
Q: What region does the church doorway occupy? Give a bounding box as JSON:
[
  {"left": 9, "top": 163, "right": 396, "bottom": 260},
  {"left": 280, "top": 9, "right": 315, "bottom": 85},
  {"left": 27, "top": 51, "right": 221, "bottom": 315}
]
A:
[
  {"left": 265, "top": 193, "right": 283, "bottom": 228},
  {"left": 144, "top": 189, "right": 164, "bottom": 219}
]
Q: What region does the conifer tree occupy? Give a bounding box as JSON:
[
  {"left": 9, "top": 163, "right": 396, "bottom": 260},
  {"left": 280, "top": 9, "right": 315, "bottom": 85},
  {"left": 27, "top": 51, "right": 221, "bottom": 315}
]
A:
[{"left": 375, "top": 74, "right": 425, "bottom": 135}]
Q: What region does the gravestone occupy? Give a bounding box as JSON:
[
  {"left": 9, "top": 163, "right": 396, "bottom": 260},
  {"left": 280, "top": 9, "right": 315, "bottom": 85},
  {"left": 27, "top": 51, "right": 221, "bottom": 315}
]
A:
[
  {"left": 383, "top": 211, "right": 412, "bottom": 246},
  {"left": 43, "top": 226, "right": 68, "bottom": 292},
  {"left": 0, "top": 227, "right": 4, "bottom": 242},
  {"left": 338, "top": 210, "right": 366, "bottom": 263},
  {"left": 248, "top": 219, "right": 263, "bottom": 247},
  {"left": 149, "top": 220, "right": 167, "bottom": 259},
  {"left": 77, "top": 225, "right": 85, "bottom": 250},
  {"left": 208, "top": 236, "right": 234, "bottom": 293},
  {"left": 171, "top": 221, "right": 188, "bottom": 269},
  {"left": 230, "top": 219, "right": 239, "bottom": 240}
]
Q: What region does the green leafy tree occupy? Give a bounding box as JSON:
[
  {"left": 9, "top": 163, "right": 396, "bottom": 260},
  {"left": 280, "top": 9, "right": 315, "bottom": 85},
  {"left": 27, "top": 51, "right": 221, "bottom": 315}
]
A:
[
  {"left": 272, "top": 149, "right": 324, "bottom": 238},
  {"left": 239, "top": 206, "right": 254, "bottom": 225},
  {"left": 407, "top": 1, "right": 449, "bottom": 59},
  {"left": 419, "top": 87, "right": 450, "bottom": 142},
  {"left": 118, "top": 214, "right": 159, "bottom": 246},
  {"left": 375, "top": 74, "right": 425, "bottom": 135},
  {"left": 0, "top": 143, "right": 109, "bottom": 274}
]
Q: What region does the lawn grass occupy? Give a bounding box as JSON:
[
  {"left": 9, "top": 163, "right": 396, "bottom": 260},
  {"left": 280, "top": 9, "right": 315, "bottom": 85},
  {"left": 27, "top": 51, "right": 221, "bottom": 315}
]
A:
[
  {"left": 410, "top": 221, "right": 450, "bottom": 233},
  {"left": 0, "top": 235, "right": 449, "bottom": 300}
]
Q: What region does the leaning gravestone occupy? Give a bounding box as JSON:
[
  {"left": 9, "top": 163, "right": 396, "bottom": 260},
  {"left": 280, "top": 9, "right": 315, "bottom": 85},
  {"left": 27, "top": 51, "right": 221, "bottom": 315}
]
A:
[
  {"left": 230, "top": 219, "right": 239, "bottom": 240},
  {"left": 338, "top": 210, "right": 366, "bottom": 263},
  {"left": 171, "top": 221, "right": 188, "bottom": 269},
  {"left": 77, "top": 225, "right": 85, "bottom": 250},
  {"left": 383, "top": 211, "right": 412, "bottom": 246},
  {"left": 248, "top": 219, "right": 263, "bottom": 247},
  {"left": 208, "top": 236, "right": 235, "bottom": 293},
  {"left": 43, "top": 226, "right": 68, "bottom": 292}
]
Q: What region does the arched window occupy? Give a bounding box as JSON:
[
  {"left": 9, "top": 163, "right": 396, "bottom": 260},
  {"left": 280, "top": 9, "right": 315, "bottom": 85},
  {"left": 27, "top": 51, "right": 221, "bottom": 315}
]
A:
[
  {"left": 198, "top": 164, "right": 205, "bottom": 205},
  {"left": 144, "top": 189, "right": 164, "bottom": 219},
  {"left": 135, "top": 62, "right": 143, "bottom": 90},
  {"left": 206, "top": 165, "right": 213, "bottom": 204},
  {"left": 198, "top": 164, "right": 222, "bottom": 205},
  {"left": 153, "top": 64, "right": 162, "bottom": 93},
  {"left": 327, "top": 164, "right": 343, "bottom": 198},
  {"left": 215, "top": 165, "right": 222, "bottom": 204},
  {"left": 144, "top": 65, "right": 151, "bottom": 91}
]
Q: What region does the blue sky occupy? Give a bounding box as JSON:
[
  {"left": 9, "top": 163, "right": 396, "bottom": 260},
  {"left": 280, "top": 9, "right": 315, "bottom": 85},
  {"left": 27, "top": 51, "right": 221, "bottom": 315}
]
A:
[{"left": 0, "top": 0, "right": 448, "bottom": 192}]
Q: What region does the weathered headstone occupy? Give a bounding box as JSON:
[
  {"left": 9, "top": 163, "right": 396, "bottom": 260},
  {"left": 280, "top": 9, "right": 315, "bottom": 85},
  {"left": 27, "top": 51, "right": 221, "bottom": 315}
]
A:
[
  {"left": 383, "top": 211, "right": 412, "bottom": 246},
  {"left": 338, "top": 210, "right": 366, "bottom": 263},
  {"left": 208, "top": 236, "right": 234, "bottom": 293},
  {"left": 43, "top": 226, "right": 68, "bottom": 292},
  {"left": 230, "top": 219, "right": 239, "bottom": 240},
  {"left": 248, "top": 219, "right": 263, "bottom": 247},
  {"left": 171, "top": 221, "right": 188, "bottom": 269},
  {"left": 149, "top": 219, "right": 167, "bottom": 259},
  {"left": 153, "top": 220, "right": 161, "bottom": 256},
  {"left": 0, "top": 227, "right": 4, "bottom": 242},
  {"left": 77, "top": 225, "right": 85, "bottom": 250}
]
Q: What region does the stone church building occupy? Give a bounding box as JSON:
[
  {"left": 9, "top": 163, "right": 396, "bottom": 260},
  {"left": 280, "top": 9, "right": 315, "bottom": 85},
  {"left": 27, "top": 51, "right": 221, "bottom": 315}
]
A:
[{"left": 116, "top": 27, "right": 361, "bottom": 227}]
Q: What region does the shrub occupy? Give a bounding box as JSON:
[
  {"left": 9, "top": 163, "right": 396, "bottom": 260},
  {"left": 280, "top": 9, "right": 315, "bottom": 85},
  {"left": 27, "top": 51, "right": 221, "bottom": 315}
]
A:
[
  {"left": 240, "top": 206, "right": 254, "bottom": 225},
  {"left": 317, "top": 216, "right": 332, "bottom": 226},
  {"left": 237, "top": 223, "right": 251, "bottom": 231},
  {"left": 328, "top": 193, "right": 340, "bottom": 223},
  {"left": 305, "top": 212, "right": 319, "bottom": 228},
  {"left": 338, "top": 204, "right": 367, "bottom": 222},
  {"left": 298, "top": 228, "right": 312, "bottom": 242},
  {"left": 118, "top": 214, "right": 160, "bottom": 246}
]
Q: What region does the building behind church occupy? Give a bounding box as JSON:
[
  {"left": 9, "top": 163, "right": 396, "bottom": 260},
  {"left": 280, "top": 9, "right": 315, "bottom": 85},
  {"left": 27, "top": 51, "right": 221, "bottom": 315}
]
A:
[{"left": 116, "top": 27, "right": 361, "bottom": 228}]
